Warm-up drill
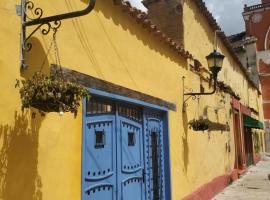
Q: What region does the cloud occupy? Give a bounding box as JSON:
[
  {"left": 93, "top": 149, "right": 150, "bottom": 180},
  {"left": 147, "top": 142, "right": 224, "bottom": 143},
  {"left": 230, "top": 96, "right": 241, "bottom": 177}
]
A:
[
  {"left": 129, "top": 0, "right": 147, "bottom": 12},
  {"left": 204, "top": 0, "right": 261, "bottom": 35},
  {"left": 128, "top": 0, "right": 261, "bottom": 35}
]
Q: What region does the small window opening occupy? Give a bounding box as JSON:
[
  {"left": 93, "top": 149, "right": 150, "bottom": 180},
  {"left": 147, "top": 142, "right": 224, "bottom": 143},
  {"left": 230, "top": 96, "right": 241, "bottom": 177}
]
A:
[
  {"left": 128, "top": 132, "right": 135, "bottom": 146},
  {"left": 95, "top": 131, "right": 105, "bottom": 148}
]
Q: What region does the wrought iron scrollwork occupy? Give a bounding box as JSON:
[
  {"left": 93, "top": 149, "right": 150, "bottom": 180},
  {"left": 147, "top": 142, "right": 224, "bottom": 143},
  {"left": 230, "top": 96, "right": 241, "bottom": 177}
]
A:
[
  {"left": 23, "top": 0, "right": 62, "bottom": 52},
  {"left": 183, "top": 94, "right": 201, "bottom": 112},
  {"left": 20, "top": 0, "right": 96, "bottom": 69},
  {"left": 25, "top": 0, "right": 43, "bottom": 20},
  {"left": 24, "top": 20, "right": 61, "bottom": 51},
  {"left": 182, "top": 76, "right": 202, "bottom": 112}
]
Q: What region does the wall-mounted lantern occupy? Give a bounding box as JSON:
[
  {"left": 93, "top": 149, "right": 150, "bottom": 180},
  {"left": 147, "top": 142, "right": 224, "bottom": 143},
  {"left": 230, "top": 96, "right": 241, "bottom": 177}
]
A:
[
  {"left": 182, "top": 31, "right": 225, "bottom": 112},
  {"left": 205, "top": 49, "right": 225, "bottom": 85}
]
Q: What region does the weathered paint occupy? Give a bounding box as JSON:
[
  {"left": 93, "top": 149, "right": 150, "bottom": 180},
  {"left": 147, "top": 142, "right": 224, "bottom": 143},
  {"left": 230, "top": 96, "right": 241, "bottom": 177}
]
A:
[{"left": 0, "top": 0, "right": 265, "bottom": 200}]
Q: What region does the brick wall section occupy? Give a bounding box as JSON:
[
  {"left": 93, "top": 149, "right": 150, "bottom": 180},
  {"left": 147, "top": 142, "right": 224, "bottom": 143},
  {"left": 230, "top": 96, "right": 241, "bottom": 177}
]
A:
[
  {"left": 244, "top": 4, "right": 270, "bottom": 51},
  {"left": 143, "top": 0, "right": 184, "bottom": 46},
  {"left": 263, "top": 104, "right": 270, "bottom": 119},
  {"left": 262, "top": 0, "right": 270, "bottom": 4},
  {"left": 259, "top": 59, "right": 270, "bottom": 74},
  {"left": 243, "top": 1, "right": 270, "bottom": 120},
  {"left": 261, "top": 76, "right": 270, "bottom": 100},
  {"left": 260, "top": 59, "right": 270, "bottom": 101}
]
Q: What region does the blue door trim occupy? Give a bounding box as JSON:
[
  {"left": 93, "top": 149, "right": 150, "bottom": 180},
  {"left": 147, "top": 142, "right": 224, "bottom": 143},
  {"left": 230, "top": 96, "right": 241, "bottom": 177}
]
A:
[
  {"left": 82, "top": 97, "right": 87, "bottom": 199},
  {"left": 163, "top": 112, "right": 172, "bottom": 200},
  {"left": 89, "top": 88, "right": 169, "bottom": 112},
  {"left": 82, "top": 88, "right": 172, "bottom": 200}
]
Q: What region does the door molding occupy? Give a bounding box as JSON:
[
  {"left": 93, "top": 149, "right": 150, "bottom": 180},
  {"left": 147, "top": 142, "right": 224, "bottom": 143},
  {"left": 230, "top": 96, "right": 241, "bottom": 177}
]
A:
[{"left": 82, "top": 89, "right": 172, "bottom": 200}]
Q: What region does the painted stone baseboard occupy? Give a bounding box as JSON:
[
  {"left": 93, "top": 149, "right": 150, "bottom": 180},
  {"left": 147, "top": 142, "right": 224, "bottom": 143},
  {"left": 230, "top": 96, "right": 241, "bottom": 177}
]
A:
[
  {"left": 182, "top": 169, "right": 238, "bottom": 200},
  {"left": 254, "top": 154, "right": 261, "bottom": 164}
]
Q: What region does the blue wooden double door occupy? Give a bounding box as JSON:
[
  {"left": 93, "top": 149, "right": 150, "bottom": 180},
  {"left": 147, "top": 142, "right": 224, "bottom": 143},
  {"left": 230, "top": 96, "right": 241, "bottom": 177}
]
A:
[{"left": 82, "top": 97, "right": 167, "bottom": 200}]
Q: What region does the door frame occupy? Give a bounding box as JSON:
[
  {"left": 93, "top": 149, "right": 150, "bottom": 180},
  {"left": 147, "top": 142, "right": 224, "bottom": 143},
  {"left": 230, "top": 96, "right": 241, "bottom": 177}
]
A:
[
  {"left": 233, "top": 109, "right": 244, "bottom": 170},
  {"left": 82, "top": 88, "right": 172, "bottom": 200},
  {"left": 243, "top": 127, "right": 254, "bottom": 167}
]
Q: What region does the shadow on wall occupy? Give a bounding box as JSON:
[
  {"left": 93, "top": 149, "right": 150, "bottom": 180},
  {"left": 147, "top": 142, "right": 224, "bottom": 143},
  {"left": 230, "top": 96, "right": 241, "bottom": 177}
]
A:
[
  {"left": 182, "top": 110, "right": 189, "bottom": 173},
  {"left": 0, "top": 111, "right": 43, "bottom": 200},
  {"left": 0, "top": 35, "right": 50, "bottom": 200},
  {"left": 23, "top": 37, "right": 51, "bottom": 78}
]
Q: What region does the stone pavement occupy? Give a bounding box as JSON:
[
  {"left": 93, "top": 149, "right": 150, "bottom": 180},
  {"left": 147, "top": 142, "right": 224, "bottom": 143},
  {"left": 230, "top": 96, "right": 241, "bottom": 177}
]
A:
[{"left": 213, "top": 154, "right": 270, "bottom": 200}]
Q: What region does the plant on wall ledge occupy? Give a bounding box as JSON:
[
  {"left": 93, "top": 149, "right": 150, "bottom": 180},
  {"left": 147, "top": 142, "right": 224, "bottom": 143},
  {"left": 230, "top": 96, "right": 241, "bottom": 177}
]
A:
[
  {"left": 188, "top": 118, "right": 209, "bottom": 131},
  {"left": 188, "top": 117, "right": 230, "bottom": 132},
  {"left": 15, "top": 72, "right": 90, "bottom": 117}
]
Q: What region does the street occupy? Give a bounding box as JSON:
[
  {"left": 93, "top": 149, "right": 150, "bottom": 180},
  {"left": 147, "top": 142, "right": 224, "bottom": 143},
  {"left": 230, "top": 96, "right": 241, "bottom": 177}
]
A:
[{"left": 213, "top": 154, "right": 270, "bottom": 200}]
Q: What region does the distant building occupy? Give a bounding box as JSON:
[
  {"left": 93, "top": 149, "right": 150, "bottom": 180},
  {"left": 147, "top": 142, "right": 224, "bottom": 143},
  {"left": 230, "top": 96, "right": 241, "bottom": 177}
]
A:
[
  {"left": 243, "top": 0, "right": 270, "bottom": 131},
  {"left": 228, "top": 32, "right": 260, "bottom": 88}
]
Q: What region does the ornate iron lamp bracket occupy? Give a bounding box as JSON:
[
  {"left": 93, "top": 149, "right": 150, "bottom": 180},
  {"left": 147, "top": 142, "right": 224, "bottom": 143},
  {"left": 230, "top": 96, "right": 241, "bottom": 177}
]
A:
[
  {"left": 182, "top": 76, "right": 217, "bottom": 112},
  {"left": 182, "top": 30, "right": 224, "bottom": 112},
  {"left": 19, "top": 0, "right": 96, "bottom": 69}
]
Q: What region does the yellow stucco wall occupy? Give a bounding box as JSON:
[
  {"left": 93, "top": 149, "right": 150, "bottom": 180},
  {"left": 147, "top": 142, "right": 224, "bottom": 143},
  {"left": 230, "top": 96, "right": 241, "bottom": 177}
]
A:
[
  {"left": 0, "top": 0, "right": 264, "bottom": 200},
  {"left": 180, "top": 0, "right": 264, "bottom": 198}
]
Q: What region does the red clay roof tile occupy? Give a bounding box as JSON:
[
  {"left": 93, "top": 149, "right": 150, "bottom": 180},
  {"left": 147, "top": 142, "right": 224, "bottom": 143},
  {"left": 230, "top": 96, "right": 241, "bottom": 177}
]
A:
[
  {"left": 120, "top": 1, "right": 193, "bottom": 59},
  {"left": 118, "top": 0, "right": 260, "bottom": 92}
]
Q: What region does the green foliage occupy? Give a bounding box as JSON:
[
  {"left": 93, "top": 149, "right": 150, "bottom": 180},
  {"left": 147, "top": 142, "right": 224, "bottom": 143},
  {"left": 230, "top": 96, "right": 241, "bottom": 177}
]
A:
[
  {"left": 188, "top": 118, "right": 230, "bottom": 132},
  {"left": 15, "top": 72, "right": 90, "bottom": 117},
  {"left": 188, "top": 118, "right": 209, "bottom": 131}
]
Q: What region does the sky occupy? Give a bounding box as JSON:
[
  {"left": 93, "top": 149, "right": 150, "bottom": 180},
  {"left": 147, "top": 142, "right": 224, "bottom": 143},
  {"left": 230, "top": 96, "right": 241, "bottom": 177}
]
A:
[{"left": 129, "top": 0, "right": 261, "bottom": 35}]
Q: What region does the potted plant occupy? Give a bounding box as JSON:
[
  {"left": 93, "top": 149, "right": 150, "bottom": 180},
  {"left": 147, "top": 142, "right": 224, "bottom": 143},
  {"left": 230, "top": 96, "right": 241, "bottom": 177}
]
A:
[
  {"left": 15, "top": 72, "right": 90, "bottom": 117},
  {"left": 188, "top": 117, "right": 209, "bottom": 131}
]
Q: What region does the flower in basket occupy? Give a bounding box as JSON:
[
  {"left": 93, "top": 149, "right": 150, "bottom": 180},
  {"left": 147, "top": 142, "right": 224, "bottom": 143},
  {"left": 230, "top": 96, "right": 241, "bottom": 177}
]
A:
[{"left": 15, "top": 72, "right": 90, "bottom": 117}]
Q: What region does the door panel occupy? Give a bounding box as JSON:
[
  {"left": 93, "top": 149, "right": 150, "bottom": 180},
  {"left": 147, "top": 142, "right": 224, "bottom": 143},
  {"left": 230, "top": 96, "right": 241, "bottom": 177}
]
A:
[
  {"left": 244, "top": 127, "right": 253, "bottom": 167},
  {"left": 118, "top": 117, "right": 145, "bottom": 200},
  {"left": 121, "top": 177, "right": 144, "bottom": 200},
  {"left": 83, "top": 98, "right": 168, "bottom": 200},
  {"left": 144, "top": 112, "right": 166, "bottom": 200},
  {"left": 83, "top": 116, "right": 117, "bottom": 200}
]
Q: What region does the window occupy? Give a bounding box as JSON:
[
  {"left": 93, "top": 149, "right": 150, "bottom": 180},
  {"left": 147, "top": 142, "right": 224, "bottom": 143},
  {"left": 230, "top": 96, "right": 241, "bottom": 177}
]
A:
[
  {"left": 118, "top": 104, "right": 142, "bottom": 122},
  {"left": 95, "top": 131, "right": 105, "bottom": 148},
  {"left": 128, "top": 132, "right": 135, "bottom": 146},
  {"left": 87, "top": 98, "right": 114, "bottom": 115}
]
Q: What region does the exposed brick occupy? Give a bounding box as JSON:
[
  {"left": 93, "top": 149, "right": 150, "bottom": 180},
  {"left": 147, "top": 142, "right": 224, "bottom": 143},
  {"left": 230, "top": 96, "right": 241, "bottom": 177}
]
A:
[
  {"left": 259, "top": 59, "right": 270, "bottom": 74},
  {"left": 262, "top": 0, "right": 270, "bottom": 4},
  {"left": 263, "top": 103, "right": 270, "bottom": 119},
  {"left": 244, "top": 4, "right": 270, "bottom": 51},
  {"left": 143, "top": 0, "right": 184, "bottom": 46}
]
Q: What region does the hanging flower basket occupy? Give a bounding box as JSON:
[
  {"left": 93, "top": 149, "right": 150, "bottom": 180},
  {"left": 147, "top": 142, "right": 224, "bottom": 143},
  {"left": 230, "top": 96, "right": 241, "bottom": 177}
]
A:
[
  {"left": 16, "top": 72, "right": 90, "bottom": 117},
  {"left": 188, "top": 118, "right": 209, "bottom": 131}
]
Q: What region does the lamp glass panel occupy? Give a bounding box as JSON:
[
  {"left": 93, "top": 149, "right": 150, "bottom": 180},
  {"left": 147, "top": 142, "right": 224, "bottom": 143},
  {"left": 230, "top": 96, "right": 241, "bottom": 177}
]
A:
[
  {"left": 207, "top": 57, "right": 215, "bottom": 69},
  {"left": 215, "top": 57, "right": 224, "bottom": 68}
]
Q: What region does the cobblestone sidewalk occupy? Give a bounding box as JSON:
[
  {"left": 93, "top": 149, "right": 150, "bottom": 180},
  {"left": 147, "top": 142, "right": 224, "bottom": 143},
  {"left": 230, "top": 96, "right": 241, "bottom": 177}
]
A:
[{"left": 213, "top": 154, "right": 270, "bottom": 200}]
